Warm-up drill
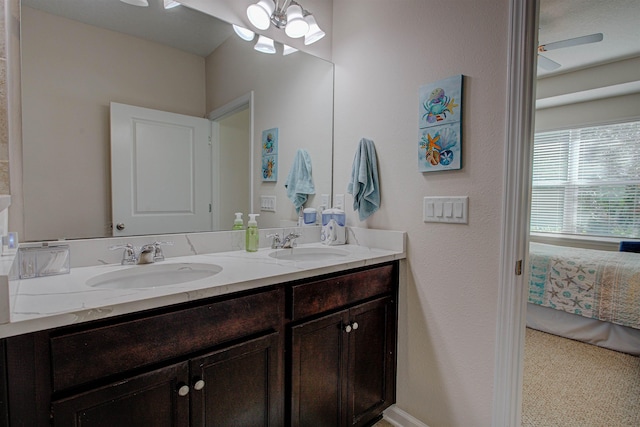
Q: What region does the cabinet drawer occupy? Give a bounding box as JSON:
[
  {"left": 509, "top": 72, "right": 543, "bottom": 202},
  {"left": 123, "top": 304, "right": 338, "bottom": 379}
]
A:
[
  {"left": 51, "top": 288, "right": 282, "bottom": 392},
  {"left": 290, "top": 264, "right": 395, "bottom": 321}
]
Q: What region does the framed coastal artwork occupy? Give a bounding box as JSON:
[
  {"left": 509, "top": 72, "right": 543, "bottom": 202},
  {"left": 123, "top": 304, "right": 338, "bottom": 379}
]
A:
[
  {"left": 418, "top": 75, "right": 463, "bottom": 172},
  {"left": 261, "top": 128, "right": 278, "bottom": 181}
]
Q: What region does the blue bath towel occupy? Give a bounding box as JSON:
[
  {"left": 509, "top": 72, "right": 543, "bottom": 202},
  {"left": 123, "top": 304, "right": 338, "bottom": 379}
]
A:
[
  {"left": 347, "top": 138, "right": 380, "bottom": 221},
  {"left": 285, "top": 149, "right": 315, "bottom": 214}
]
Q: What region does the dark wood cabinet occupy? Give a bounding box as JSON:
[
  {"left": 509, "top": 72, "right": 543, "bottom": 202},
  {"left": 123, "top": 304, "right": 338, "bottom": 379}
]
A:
[
  {"left": 289, "top": 263, "right": 398, "bottom": 427},
  {"left": 290, "top": 297, "right": 396, "bottom": 427},
  {"left": 190, "top": 333, "right": 280, "bottom": 427},
  {"left": 51, "top": 361, "right": 191, "bottom": 427},
  {"left": 50, "top": 332, "right": 281, "bottom": 427},
  {"left": 1, "top": 261, "right": 398, "bottom": 427}
]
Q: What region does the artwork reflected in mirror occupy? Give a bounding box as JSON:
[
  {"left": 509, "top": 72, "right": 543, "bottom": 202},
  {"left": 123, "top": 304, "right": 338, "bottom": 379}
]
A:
[{"left": 18, "top": 0, "right": 333, "bottom": 241}]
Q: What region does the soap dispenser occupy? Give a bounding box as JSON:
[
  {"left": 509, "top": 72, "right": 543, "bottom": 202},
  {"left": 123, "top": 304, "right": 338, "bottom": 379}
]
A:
[
  {"left": 245, "top": 214, "right": 260, "bottom": 252},
  {"left": 232, "top": 212, "right": 244, "bottom": 230}
]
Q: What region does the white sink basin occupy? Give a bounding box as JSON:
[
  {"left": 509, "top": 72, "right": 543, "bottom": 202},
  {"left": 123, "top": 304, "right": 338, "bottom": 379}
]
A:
[
  {"left": 87, "top": 263, "right": 223, "bottom": 289},
  {"left": 268, "top": 247, "right": 349, "bottom": 262}
]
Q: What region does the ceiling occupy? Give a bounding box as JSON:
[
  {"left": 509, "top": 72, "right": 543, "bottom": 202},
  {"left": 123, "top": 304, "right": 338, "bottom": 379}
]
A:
[
  {"left": 537, "top": 0, "right": 640, "bottom": 77},
  {"left": 22, "top": 0, "right": 232, "bottom": 57}
]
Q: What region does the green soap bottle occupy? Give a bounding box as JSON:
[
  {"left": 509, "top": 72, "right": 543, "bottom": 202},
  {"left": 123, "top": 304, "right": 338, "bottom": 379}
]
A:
[
  {"left": 245, "top": 213, "right": 259, "bottom": 252},
  {"left": 232, "top": 212, "right": 244, "bottom": 230}
]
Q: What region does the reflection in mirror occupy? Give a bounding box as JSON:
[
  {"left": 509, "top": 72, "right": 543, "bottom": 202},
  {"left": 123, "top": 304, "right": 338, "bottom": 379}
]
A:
[{"left": 19, "top": 0, "right": 333, "bottom": 241}]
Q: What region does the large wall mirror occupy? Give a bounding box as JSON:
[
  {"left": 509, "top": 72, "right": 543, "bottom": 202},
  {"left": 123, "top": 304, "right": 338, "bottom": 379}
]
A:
[{"left": 18, "top": 0, "right": 334, "bottom": 241}]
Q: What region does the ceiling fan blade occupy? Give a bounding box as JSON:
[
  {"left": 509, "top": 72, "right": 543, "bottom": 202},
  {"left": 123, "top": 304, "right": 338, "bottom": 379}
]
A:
[
  {"left": 537, "top": 54, "right": 561, "bottom": 71},
  {"left": 539, "top": 33, "right": 603, "bottom": 52}
]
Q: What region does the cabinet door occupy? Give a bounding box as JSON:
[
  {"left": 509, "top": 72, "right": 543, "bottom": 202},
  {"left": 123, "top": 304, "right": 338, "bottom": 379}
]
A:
[
  {"left": 290, "top": 310, "right": 350, "bottom": 427},
  {"left": 348, "top": 296, "right": 397, "bottom": 427},
  {"left": 190, "top": 333, "right": 281, "bottom": 427},
  {"left": 51, "top": 361, "right": 190, "bottom": 427}
]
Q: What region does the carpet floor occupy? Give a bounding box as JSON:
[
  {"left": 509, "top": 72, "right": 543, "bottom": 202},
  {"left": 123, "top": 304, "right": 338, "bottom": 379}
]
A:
[{"left": 522, "top": 328, "right": 640, "bottom": 426}]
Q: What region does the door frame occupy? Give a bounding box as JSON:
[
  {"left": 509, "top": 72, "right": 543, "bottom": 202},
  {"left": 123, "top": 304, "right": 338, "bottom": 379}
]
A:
[
  {"left": 208, "top": 92, "right": 255, "bottom": 216},
  {"left": 492, "top": 0, "right": 538, "bottom": 425}
]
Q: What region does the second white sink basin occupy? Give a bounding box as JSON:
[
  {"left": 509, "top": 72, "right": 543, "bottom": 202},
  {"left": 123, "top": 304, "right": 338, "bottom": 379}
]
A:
[
  {"left": 87, "top": 263, "right": 223, "bottom": 289},
  {"left": 269, "top": 247, "right": 349, "bottom": 262}
]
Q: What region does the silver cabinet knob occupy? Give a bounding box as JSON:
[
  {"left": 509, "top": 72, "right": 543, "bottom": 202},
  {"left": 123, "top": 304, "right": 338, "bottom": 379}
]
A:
[
  {"left": 352, "top": 322, "right": 359, "bottom": 330},
  {"left": 177, "top": 384, "right": 190, "bottom": 396},
  {"left": 344, "top": 324, "right": 352, "bottom": 333},
  {"left": 193, "top": 379, "right": 205, "bottom": 391},
  {"left": 116, "top": 223, "right": 125, "bottom": 231}
]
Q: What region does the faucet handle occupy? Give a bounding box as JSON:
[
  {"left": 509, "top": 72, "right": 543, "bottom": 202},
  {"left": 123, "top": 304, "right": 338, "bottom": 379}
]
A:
[
  {"left": 152, "top": 241, "right": 173, "bottom": 262},
  {"left": 267, "top": 233, "right": 281, "bottom": 249},
  {"left": 109, "top": 243, "right": 136, "bottom": 265}
]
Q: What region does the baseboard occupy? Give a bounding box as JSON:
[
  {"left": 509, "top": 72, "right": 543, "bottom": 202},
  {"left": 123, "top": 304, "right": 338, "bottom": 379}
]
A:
[{"left": 383, "top": 405, "right": 430, "bottom": 427}]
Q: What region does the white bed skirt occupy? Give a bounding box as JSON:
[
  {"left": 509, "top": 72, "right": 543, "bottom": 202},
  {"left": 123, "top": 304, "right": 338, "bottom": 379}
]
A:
[{"left": 526, "top": 303, "right": 640, "bottom": 356}]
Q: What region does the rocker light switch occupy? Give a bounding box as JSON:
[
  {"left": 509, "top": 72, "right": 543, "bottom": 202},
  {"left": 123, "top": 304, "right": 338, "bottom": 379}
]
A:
[{"left": 423, "top": 196, "right": 468, "bottom": 224}]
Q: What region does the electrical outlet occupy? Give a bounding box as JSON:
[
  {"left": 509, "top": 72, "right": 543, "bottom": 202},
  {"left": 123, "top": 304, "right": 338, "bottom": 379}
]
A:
[
  {"left": 334, "top": 194, "right": 345, "bottom": 210},
  {"left": 321, "top": 194, "right": 330, "bottom": 208}
]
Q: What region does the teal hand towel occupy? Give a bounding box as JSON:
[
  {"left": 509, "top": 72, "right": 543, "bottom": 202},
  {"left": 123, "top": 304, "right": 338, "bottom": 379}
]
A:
[
  {"left": 347, "top": 138, "right": 380, "bottom": 221},
  {"left": 285, "top": 149, "right": 315, "bottom": 213}
]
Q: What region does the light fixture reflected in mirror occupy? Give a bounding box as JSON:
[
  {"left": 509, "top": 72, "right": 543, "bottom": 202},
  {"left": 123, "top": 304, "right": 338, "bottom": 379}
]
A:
[
  {"left": 254, "top": 35, "right": 276, "bottom": 54},
  {"left": 163, "top": 0, "right": 181, "bottom": 9},
  {"left": 246, "top": 0, "right": 324, "bottom": 45},
  {"left": 233, "top": 25, "right": 256, "bottom": 41},
  {"left": 282, "top": 44, "right": 298, "bottom": 55},
  {"left": 120, "top": 0, "right": 149, "bottom": 6}
]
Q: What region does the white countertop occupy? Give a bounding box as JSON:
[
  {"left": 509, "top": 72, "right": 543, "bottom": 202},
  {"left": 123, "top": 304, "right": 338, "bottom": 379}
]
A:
[{"left": 0, "top": 227, "right": 405, "bottom": 338}]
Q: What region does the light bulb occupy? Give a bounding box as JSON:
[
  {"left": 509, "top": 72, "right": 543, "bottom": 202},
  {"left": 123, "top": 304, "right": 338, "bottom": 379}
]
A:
[
  {"left": 284, "top": 4, "right": 309, "bottom": 38},
  {"left": 247, "top": 0, "right": 275, "bottom": 30},
  {"left": 254, "top": 35, "right": 276, "bottom": 54},
  {"left": 304, "top": 15, "right": 325, "bottom": 45}
]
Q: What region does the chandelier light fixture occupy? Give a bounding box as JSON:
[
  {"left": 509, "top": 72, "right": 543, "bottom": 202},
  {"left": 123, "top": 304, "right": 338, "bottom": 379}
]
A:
[{"left": 245, "top": 0, "right": 325, "bottom": 45}]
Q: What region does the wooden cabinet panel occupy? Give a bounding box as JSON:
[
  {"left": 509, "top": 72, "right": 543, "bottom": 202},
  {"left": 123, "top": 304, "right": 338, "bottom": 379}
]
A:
[
  {"left": 51, "top": 361, "right": 190, "bottom": 427},
  {"left": 291, "top": 311, "right": 349, "bottom": 427},
  {"left": 190, "top": 333, "right": 281, "bottom": 427},
  {"left": 348, "top": 297, "right": 397, "bottom": 427},
  {"left": 290, "top": 264, "right": 395, "bottom": 320},
  {"left": 51, "top": 288, "right": 281, "bottom": 392}
]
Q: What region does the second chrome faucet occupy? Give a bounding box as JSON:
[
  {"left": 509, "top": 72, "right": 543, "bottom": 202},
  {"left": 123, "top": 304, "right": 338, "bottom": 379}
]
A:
[{"left": 267, "top": 232, "right": 302, "bottom": 249}]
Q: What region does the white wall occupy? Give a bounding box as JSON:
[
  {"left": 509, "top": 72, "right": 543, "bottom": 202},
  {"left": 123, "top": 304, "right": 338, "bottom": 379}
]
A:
[
  {"left": 332, "top": 1, "right": 510, "bottom": 425},
  {"left": 20, "top": 7, "right": 206, "bottom": 240}
]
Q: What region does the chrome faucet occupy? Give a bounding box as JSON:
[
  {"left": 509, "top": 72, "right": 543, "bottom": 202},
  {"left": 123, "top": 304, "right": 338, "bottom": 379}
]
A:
[
  {"left": 267, "top": 232, "right": 301, "bottom": 249},
  {"left": 110, "top": 241, "right": 173, "bottom": 265},
  {"left": 281, "top": 232, "right": 301, "bottom": 249}
]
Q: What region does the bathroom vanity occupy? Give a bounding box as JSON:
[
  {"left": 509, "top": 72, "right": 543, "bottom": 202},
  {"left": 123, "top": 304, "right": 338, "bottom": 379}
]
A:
[{"left": 0, "top": 229, "right": 405, "bottom": 427}]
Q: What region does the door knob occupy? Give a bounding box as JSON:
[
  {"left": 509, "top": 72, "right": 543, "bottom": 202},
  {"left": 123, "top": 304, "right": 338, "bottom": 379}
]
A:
[
  {"left": 352, "top": 322, "right": 359, "bottom": 330},
  {"left": 344, "top": 324, "right": 352, "bottom": 333},
  {"left": 177, "top": 384, "right": 190, "bottom": 396},
  {"left": 193, "top": 379, "right": 205, "bottom": 391}
]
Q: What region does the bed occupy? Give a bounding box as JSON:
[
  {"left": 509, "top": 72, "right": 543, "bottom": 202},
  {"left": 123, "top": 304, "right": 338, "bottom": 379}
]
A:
[{"left": 527, "top": 242, "right": 640, "bottom": 355}]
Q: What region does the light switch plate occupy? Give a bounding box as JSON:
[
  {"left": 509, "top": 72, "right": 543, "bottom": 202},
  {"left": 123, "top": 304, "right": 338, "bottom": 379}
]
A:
[
  {"left": 423, "top": 196, "right": 468, "bottom": 224},
  {"left": 260, "top": 195, "right": 276, "bottom": 212}
]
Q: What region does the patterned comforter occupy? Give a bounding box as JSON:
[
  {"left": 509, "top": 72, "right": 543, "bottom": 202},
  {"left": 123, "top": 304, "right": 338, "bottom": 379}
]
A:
[{"left": 528, "top": 242, "right": 640, "bottom": 330}]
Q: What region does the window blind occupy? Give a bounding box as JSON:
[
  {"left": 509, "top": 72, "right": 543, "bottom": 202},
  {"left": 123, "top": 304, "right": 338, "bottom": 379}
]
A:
[{"left": 531, "top": 121, "right": 640, "bottom": 239}]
